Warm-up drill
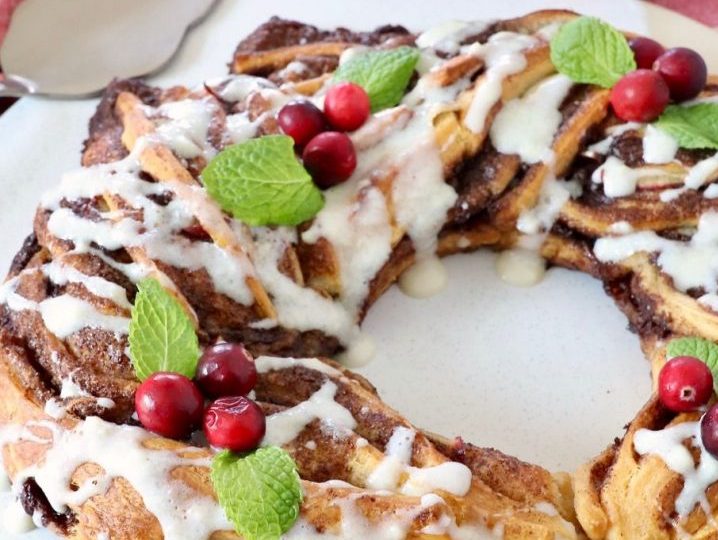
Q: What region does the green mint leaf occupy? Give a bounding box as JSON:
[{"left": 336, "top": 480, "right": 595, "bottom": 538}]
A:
[
  {"left": 333, "top": 46, "right": 420, "bottom": 112},
  {"left": 550, "top": 16, "right": 636, "bottom": 88},
  {"left": 128, "top": 278, "right": 200, "bottom": 380},
  {"left": 212, "top": 447, "right": 302, "bottom": 540},
  {"left": 655, "top": 104, "right": 718, "bottom": 150},
  {"left": 667, "top": 336, "right": 718, "bottom": 393},
  {"left": 202, "top": 135, "right": 324, "bottom": 226}
]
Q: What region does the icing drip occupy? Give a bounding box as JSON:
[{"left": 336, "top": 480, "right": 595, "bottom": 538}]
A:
[
  {"left": 634, "top": 421, "right": 718, "bottom": 518},
  {"left": 594, "top": 211, "right": 718, "bottom": 298},
  {"left": 262, "top": 381, "right": 357, "bottom": 447},
  {"left": 517, "top": 173, "right": 577, "bottom": 236},
  {"left": 303, "top": 97, "right": 458, "bottom": 315},
  {"left": 41, "top": 148, "right": 255, "bottom": 306},
  {"left": 463, "top": 31, "right": 538, "bottom": 133},
  {"left": 643, "top": 125, "right": 678, "bottom": 164},
  {"left": 285, "top": 485, "right": 490, "bottom": 539},
  {"left": 495, "top": 248, "right": 546, "bottom": 287},
  {"left": 490, "top": 74, "right": 573, "bottom": 164},
  {"left": 1, "top": 499, "right": 35, "bottom": 533},
  {"left": 367, "top": 426, "right": 472, "bottom": 497},
  {"left": 415, "top": 20, "right": 491, "bottom": 54},
  {"left": 152, "top": 98, "right": 217, "bottom": 159},
  {"left": 6, "top": 417, "right": 231, "bottom": 539},
  {"left": 43, "top": 261, "right": 132, "bottom": 310},
  {"left": 586, "top": 122, "right": 642, "bottom": 155},
  {"left": 252, "top": 227, "right": 366, "bottom": 349},
  {"left": 591, "top": 156, "right": 669, "bottom": 198},
  {"left": 255, "top": 355, "right": 343, "bottom": 378},
  {"left": 0, "top": 278, "right": 129, "bottom": 340},
  {"left": 398, "top": 256, "right": 449, "bottom": 299}
]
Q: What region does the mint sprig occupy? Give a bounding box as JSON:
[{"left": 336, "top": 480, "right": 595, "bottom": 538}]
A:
[
  {"left": 655, "top": 104, "right": 718, "bottom": 150},
  {"left": 212, "top": 447, "right": 302, "bottom": 540},
  {"left": 128, "top": 278, "right": 200, "bottom": 380},
  {"left": 202, "top": 135, "right": 324, "bottom": 226},
  {"left": 667, "top": 336, "right": 718, "bottom": 393},
  {"left": 333, "top": 46, "right": 420, "bottom": 112},
  {"left": 550, "top": 16, "right": 636, "bottom": 88}
]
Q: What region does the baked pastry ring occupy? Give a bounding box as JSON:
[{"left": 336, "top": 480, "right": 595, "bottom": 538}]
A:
[{"left": 2, "top": 9, "right": 718, "bottom": 539}]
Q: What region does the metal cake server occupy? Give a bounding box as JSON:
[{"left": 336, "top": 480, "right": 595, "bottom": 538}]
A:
[{"left": 0, "top": 0, "right": 215, "bottom": 98}]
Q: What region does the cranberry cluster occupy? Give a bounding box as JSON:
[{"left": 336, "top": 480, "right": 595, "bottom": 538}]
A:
[
  {"left": 658, "top": 356, "right": 718, "bottom": 458},
  {"left": 277, "top": 82, "right": 371, "bottom": 189},
  {"left": 610, "top": 38, "right": 708, "bottom": 122},
  {"left": 135, "top": 343, "right": 265, "bottom": 451}
]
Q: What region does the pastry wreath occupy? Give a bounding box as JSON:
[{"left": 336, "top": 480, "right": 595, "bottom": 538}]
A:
[{"left": 1, "top": 8, "right": 717, "bottom": 540}]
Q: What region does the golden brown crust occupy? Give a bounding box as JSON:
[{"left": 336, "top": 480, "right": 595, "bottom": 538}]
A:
[{"left": 4, "top": 8, "right": 718, "bottom": 540}]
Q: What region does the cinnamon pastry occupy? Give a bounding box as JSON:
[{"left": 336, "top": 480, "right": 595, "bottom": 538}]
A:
[{"left": 1, "top": 9, "right": 718, "bottom": 539}]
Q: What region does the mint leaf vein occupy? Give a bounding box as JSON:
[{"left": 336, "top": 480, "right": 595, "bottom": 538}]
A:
[
  {"left": 550, "top": 16, "right": 635, "bottom": 89},
  {"left": 202, "top": 135, "right": 324, "bottom": 226},
  {"left": 128, "top": 278, "right": 200, "bottom": 380}
]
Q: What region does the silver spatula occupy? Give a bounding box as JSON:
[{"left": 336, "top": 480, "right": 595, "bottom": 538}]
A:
[{"left": 0, "top": 0, "right": 215, "bottom": 97}]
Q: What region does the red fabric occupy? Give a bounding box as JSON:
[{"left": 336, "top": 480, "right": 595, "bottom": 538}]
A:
[
  {"left": 649, "top": 0, "right": 718, "bottom": 27},
  {"left": 0, "top": 0, "right": 22, "bottom": 46}
]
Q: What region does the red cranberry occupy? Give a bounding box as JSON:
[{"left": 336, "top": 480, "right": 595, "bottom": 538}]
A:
[
  {"left": 701, "top": 404, "right": 718, "bottom": 458},
  {"left": 203, "top": 396, "right": 266, "bottom": 452},
  {"left": 302, "top": 131, "right": 357, "bottom": 189},
  {"left": 135, "top": 373, "right": 204, "bottom": 439},
  {"left": 658, "top": 356, "right": 713, "bottom": 413},
  {"left": 195, "top": 342, "right": 257, "bottom": 398},
  {"left": 653, "top": 47, "right": 708, "bottom": 101},
  {"left": 628, "top": 37, "right": 665, "bottom": 70},
  {"left": 277, "top": 100, "right": 326, "bottom": 147},
  {"left": 324, "top": 82, "right": 371, "bottom": 132},
  {"left": 610, "top": 69, "right": 670, "bottom": 122}
]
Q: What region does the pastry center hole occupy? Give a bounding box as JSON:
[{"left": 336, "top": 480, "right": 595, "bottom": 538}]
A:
[{"left": 358, "top": 250, "right": 651, "bottom": 471}]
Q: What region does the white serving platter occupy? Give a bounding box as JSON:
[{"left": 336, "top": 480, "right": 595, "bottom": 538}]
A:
[{"left": 0, "top": 0, "right": 715, "bottom": 537}]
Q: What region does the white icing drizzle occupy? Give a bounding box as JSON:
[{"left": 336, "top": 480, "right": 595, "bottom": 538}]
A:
[
  {"left": 252, "top": 227, "right": 366, "bottom": 348},
  {"left": 490, "top": 74, "right": 573, "bottom": 164},
  {"left": 152, "top": 98, "right": 217, "bottom": 159},
  {"left": 367, "top": 426, "right": 472, "bottom": 497},
  {"left": 634, "top": 421, "right": 718, "bottom": 518},
  {"left": 463, "top": 31, "right": 538, "bottom": 134},
  {"left": 211, "top": 74, "right": 276, "bottom": 102},
  {"left": 1, "top": 499, "right": 35, "bottom": 533},
  {"left": 398, "top": 256, "right": 449, "bottom": 299},
  {"left": 591, "top": 156, "right": 669, "bottom": 198},
  {"left": 40, "top": 295, "right": 129, "bottom": 339},
  {"left": 255, "top": 355, "right": 343, "bottom": 378},
  {"left": 517, "top": 173, "right": 577, "bottom": 236},
  {"left": 643, "top": 125, "right": 678, "bottom": 164},
  {"left": 685, "top": 153, "right": 718, "bottom": 190},
  {"left": 285, "top": 485, "right": 489, "bottom": 539},
  {"left": 303, "top": 92, "right": 458, "bottom": 316},
  {"left": 278, "top": 61, "right": 309, "bottom": 79},
  {"left": 586, "top": 122, "right": 642, "bottom": 155},
  {"left": 44, "top": 373, "right": 116, "bottom": 419},
  {"left": 41, "top": 146, "right": 256, "bottom": 306},
  {"left": 5, "top": 417, "right": 231, "bottom": 539},
  {"left": 495, "top": 248, "right": 546, "bottom": 287},
  {"left": 415, "top": 20, "right": 491, "bottom": 54},
  {"left": 0, "top": 278, "right": 129, "bottom": 340},
  {"left": 262, "top": 381, "right": 357, "bottom": 447},
  {"left": 608, "top": 221, "right": 633, "bottom": 235},
  {"left": 42, "top": 261, "right": 132, "bottom": 310},
  {"left": 595, "top": 211, "right": 718, "bottom": 298}
]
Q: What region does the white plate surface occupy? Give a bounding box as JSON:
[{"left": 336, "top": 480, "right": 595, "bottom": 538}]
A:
[{"left": 0, "top": 1, "right": 715, "bottom": 537}]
